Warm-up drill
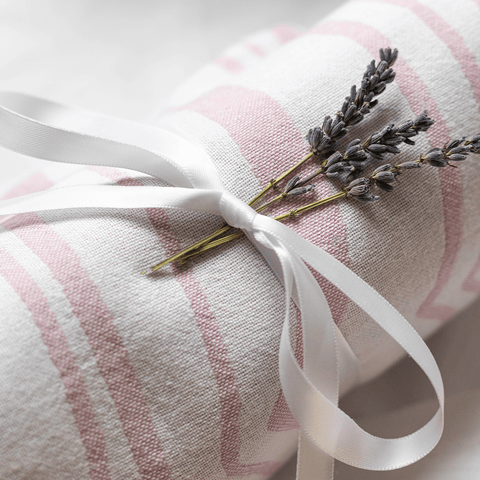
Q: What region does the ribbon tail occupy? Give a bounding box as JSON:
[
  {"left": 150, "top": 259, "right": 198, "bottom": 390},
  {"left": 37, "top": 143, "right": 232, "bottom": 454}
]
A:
[
  {"left": 0, "top": 184, "right": 228, "bottom": 217},
  {"left": 253, "top": 214, "right": 444, "bottom": 471},
  {"left": 297, "top": 433, "right": 334, "bottom": 480},
  {"left": 0, "top": 91, "right": 224, "bottom": 190}
]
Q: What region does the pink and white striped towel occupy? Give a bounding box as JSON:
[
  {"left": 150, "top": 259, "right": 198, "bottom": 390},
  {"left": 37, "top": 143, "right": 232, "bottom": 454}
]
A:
[{"left": 1, "top": 0, "right": 480, "bottom": 479}]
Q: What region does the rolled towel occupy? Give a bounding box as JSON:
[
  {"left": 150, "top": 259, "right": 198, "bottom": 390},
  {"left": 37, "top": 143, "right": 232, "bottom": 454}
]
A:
[{"left": 1, "top": 0, "right": 480, "bottom": 479}]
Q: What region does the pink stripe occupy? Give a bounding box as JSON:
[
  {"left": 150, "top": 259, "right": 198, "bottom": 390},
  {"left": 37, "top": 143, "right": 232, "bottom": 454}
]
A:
[
  {"left": 0, "top": 249, "right": 112, "bottom": 480},
  {"left": 90, "top": 167, "right": 281, "bottom": 478},
  {"left": 3, "top": 211, "right": 171, "bottom": 479},
  {"left": 373, "top": 0, "right": 480, "bottom": 108},
  {"left": 214, "top": 57, "right": 245, "bottom": 73},
  {"left": 271, "top": 24, "right": 301, "bottom": 44},
  {"left": 245, "top": 42, "right": 266, "bottom": 57},
  {"left": 311, "top": 21, "right": 462, "bottom": 322}
]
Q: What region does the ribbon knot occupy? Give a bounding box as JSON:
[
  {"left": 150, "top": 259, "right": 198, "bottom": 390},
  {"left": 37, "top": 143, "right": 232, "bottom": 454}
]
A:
[
  {"left": 0, "top": 92, "right": 445, "bottom": 480},
  {"left": 219, "top": 190, "right": 258, "bottom": 231}
]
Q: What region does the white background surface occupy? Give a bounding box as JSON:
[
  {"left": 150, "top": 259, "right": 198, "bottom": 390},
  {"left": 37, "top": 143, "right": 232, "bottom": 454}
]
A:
[{"left": 1, "top": 1, "right": 480, "bottom": 478}]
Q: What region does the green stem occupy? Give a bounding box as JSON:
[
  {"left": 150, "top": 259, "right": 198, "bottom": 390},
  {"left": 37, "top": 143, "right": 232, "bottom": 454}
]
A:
[
  {"left": 248, "top": 151, "right": 314, "bottom": 207},
  {"left": 148, "top": 151, "right": 316, "bottom": 272},
  {"left": 175, "top": 190, "right": 348, "bottom": 265}
]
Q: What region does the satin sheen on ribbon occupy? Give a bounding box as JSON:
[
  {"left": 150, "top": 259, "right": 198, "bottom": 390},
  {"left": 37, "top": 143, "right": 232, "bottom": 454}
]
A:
[{"left": 0, "top": 92, "right": 444, "bottom": 479}]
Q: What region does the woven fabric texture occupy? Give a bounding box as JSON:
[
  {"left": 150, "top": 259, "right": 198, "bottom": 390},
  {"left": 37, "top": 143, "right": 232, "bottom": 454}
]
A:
[{"left": 1, "top": 0, "right": 480, "bottom": 479}]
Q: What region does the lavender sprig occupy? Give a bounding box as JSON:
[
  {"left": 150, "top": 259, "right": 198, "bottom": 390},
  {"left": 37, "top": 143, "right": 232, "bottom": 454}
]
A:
[
  {"left": 305, "top": 47, "right": 398, "bottom": 157},
  {"left": 172, "top": 132, "right": 480, "bottom": 266}
]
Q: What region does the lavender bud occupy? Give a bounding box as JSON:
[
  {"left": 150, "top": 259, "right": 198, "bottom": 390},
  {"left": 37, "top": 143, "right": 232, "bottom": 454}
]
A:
[
  {"left": 389, "top": 136, "right": 406, "bottom": 144},
  {"left": 345, "top": 144, "right": 362, "bottom": 157},
  {"left": 414, "top": 111, "right": 435, "bottom": 131},
  {"left": 306, "top": 127, "right": 321, "bottom": 150},
  {"left": 346, "top": 139, "right": 361, "bottom": 150},
  {"left": 348, "top": 150, "right": 368, "bottom": 162},
  {"left": 397, "top": 161, "right": 421, "bottom": 169},
  {"left": 444, "top": 139, "right": 464, "bottom": 151},
  {"left": 349, "top": 85, "right": 357, "bottom": 103},
  {"left": 447, "top": 146, "right": 467, "bottom": 155},
  {"left": 365, "top": 59, "right": 376, "bottom": 78},
  {"left": 355, "top": 89, "right": 365, "bottom": 106},
  {"left": 383, "top": 71, "right": 396, "bottom": 84},
  {"left": 425, "top": 148, "right": 445, "bottom": 165},
  {"left": 326, "top": 162, "right": 354, "bottom": 174},
  {"left": 389, "top": 48, "right": 398, "bottom": 67},
  {"left": 323, "top": 116, "right": 333, "bottom": 135},
  {"left": 404, "top": 138, "right": 416, "bottom": 146},
  {"left": 397, "top": 120, "right": 414, "bottom": 132},
  {"left": 341, "top": 100, "right": 350, "bottom": 115},
  {"left": 370, "top": 74, "right": 380, "bottom": 89},
  {"left": 324, "top": 151, "right": 344, "bottom": 169},
  {"left": 373, "top": 164, "right": 393, "bottom": 174},
  {"left": 284, "top": 175, "right": 300, "bottom": 193},
  {"left": 288, "top": 184, "right": 316, "bottom": 196},
  {"left": 349, "top": 159, "right": 368, "bottom": 168},
  {"left": 374, "top": 171, "right": 396, "bottom": 182},
  {"left": 344, "top": 104, "right": 357, "bottom": 122},
  {"left": 347, "top": 177, "right": 370, "bottom": 189},
  {"left": 368, "top": 144, "right": 388, "bottom": 154},
  {"left": 427, "top": 155, "right": 448, "bottom": 167},
  {"left": 379, "top": 47, "right": 386, "bottom": 62},
  {"left": 348, "top": 185, "right": 370, "bottom": 196},
  {"left": 373, "top": 82, "right": 386, "bottom": 95},
  {"left": 376, "top": 60, "right": 388, "bottom": 75},
  {"left": 359, "top": 104, "right": 371, "bottom": 115},
  {"left": 326, "top": 172, "right": 340, "bottom": 179},
  {"left": 448, "top": 154, "right": 468, "bottom": 162},
  {"left": 331, "top": 121, "right": 346, "bottom": 138},
  {"left": 465, "top": 133, "right": 480, "bottom": 145},
  {"left": 349, "top": 113, "right": 364, "bottom": 125},
  {"left": 355, "top": 193, "right": 380, "bottom": 202},
  {"left": 469, "top": 144, "right": 480, "bottom": 154}
]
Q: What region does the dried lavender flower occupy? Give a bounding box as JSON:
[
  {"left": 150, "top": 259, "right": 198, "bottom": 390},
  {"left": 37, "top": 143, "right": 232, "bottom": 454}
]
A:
[
  {"left": 379, "top": 47, "right": 398, "bottom": 67},
  {"left": 305, "top": 47, "right": 398, "bottom": 157},
  {"left": 422, "top": 147, "right": 447, "bottom": 167},
  {"left": 413, "top": 110, "right": 435, "bottom": 132}
]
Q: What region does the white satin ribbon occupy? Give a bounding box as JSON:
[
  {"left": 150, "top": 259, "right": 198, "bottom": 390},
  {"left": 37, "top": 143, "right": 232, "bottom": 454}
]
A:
[{"left": 0, "top": 92, "right": 444, "bottom": 479}]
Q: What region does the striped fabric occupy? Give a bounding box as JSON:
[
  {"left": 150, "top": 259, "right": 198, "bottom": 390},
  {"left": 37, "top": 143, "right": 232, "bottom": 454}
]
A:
[{"left": 1, "top": 1, "right": 480, "bottom": 479}]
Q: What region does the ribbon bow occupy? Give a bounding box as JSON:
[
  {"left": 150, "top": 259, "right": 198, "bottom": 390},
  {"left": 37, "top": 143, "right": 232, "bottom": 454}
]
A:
[{"left": 0, "top": 92, "right": 444, "bottom": 479}]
